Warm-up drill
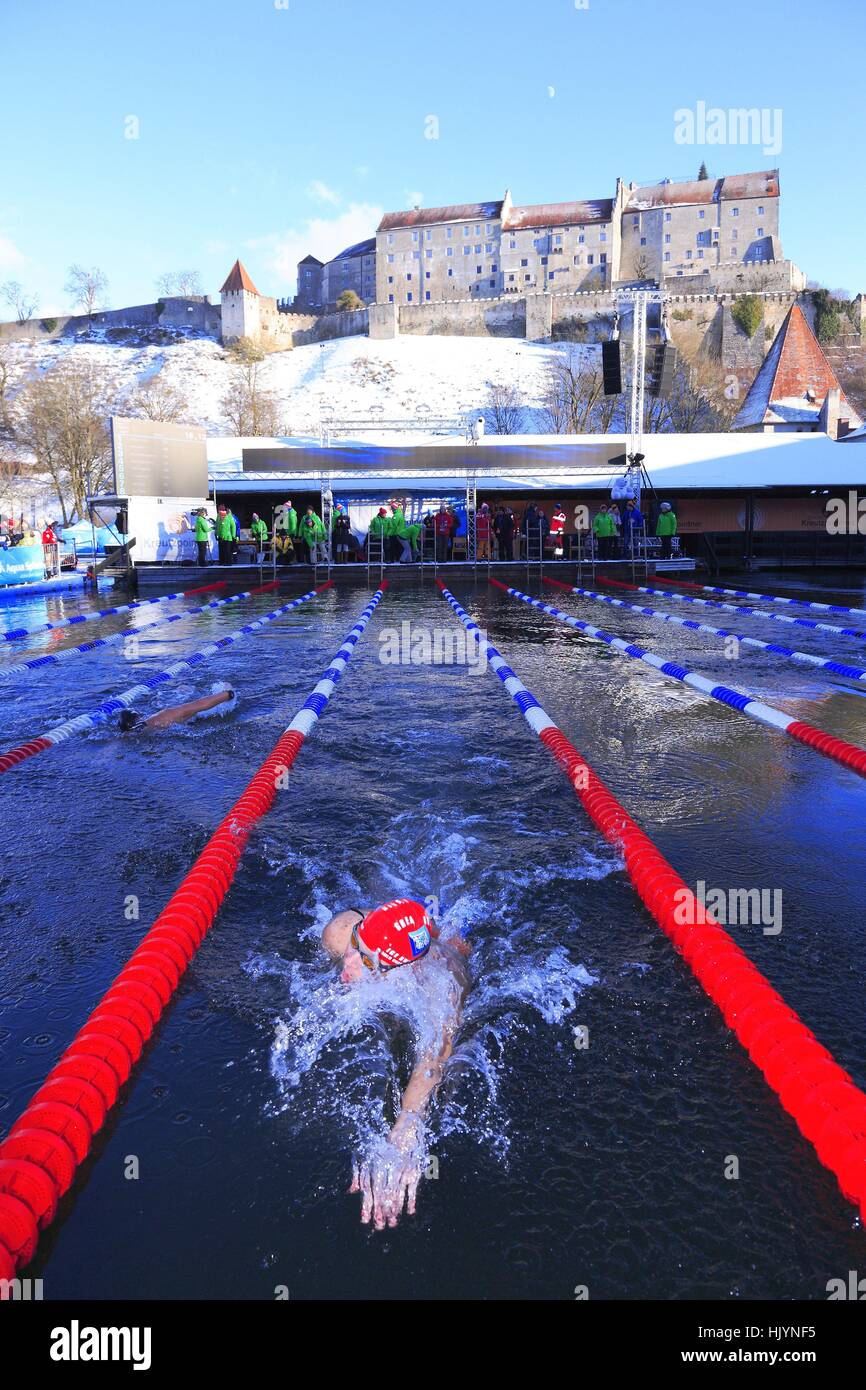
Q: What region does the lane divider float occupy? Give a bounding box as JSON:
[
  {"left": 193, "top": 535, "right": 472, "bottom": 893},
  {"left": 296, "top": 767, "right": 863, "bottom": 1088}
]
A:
[
  {"left": 0, "top": 583, "right": 281, "bottom": 683},
  {"left": 551, "top": 577, "right": 866, "bottom": 683},
  {"left": 0, "top": 583, "right": 333, "bottom": 776},
  {"left": 0, "top": 581, "right": 226, "bottom": 644},
  {"left": 0, "top": 584, "right": 388, "bottom": 1282},
  {"left": 491, "top": 578, "right": 866, "bottom": 781},
  {"left": 654, "top": 573, "right": 866, "bottom": 620},
  {"left": 438, "top": 579, "right": 866, "bottom": 1220},
  {"left": 598, "top": 576, "right": 866, "bottom": 643}
]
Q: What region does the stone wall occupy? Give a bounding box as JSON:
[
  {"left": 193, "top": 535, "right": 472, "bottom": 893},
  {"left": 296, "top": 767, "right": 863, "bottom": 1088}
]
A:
[{"left": 0, "top": 296, "right": 220, "bottom": 344}]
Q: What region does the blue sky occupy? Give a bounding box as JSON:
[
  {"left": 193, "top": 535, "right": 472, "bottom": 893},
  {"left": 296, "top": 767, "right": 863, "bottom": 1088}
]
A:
[{"left": 1, "top": 0, "right": 863, "bottom": 312}]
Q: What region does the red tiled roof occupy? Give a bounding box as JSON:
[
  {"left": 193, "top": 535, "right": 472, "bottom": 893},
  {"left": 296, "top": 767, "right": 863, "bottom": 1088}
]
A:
[
  {"left": 719, "top": 169, "right": 779, "bottom": 201},
  {"left": 378, "top": 200, "right": 504, "bottom": 231},
  {"left": 733, "top": 305, "right": 862, "bottom": 430},
  {"left": 220, "top": 259, "right": 260, "bottom": 295},
  {"left": 504, "top": 199, "right": 613, "bottom": 230},
  {"left": 625, "top": 170, "right": 779, "bottom": 211}
]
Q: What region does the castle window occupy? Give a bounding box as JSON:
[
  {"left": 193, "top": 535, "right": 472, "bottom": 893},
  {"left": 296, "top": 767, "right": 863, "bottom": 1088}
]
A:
[
  {"left": 508, "top": 273, "right": 515, "bottom": 282},
  {"left": 521, "top": 258, "right": 528, "bottom": 266},
  {"left": 406, "top": 273, "right": 412, "bottom": 281},
  {"left": 757, "top": 227, "right": 763, "bottom": 236},
  {"left": 510, "top": 239, "right": 516, "bottom": 249},
  {"left": 426, "top": 230, "right": 432, "bottom": 240},
  {"left": 640, "top": 237, "right": 646, "bottom": 246},
  {"left": 426, "top": 250, "right": 433, "bottom": 259},
  {"left": 600, "top": 253, "right": 607, "bottom": 264},
  {"left": 425, "top": 291, "right": 431, "bottom": 300},
  {"left": 490, "top": 278, "right": 496, "bottom": 287},
  {"left": 388, "top": 294, "right": 394, "bottom": 302},
  {"left": 448, "top": 268, "right": 453, "bottom": 277},
  {"left": 578, "top": 234, "right": 585, "bottom": 244},
  {"left": 446, "top": 247, "right": 453, "bottom": 256},
  {"left": 476, "top": 265, "right": 482, "bottom": 273},
  {"left": 463, "top": 246, "right": 470, "bottom": 255},
  {"left": 524, "top": 273, "right": 531, "bottom": 281},
  {"left": 555, "top": 234, "right": 562, "bottom": 244},
  {"left": 413, "top": 231, "right": 419, "bottom": 241},
  {"left": 698, "top": 210, "right": 705, "bottom": 219},
  {"left": 387, "top": 254, "right": 394, "bottom": 263},
  {"left": 600, "top": 231, "right": 606, "bottom": 241},
  {"left": 664, "top": 252, "right": 671, "bottom": 261},
  {"left": 426, "top": 271, "right": 430, "bottom": 279},
  {"left": 485, "top": 242, "right": 493, "bottom": 253},
  {"left": 548, "top": 271, "right": 554, "bottom": 280},
  {"left": 387, "top": 233, "right": 394, "bottom": 244},
  {"left": 407, "top": 292, "right": 413, "bottom": 301},
  {"left": 388, "top": 275, "right": 393, "bottom": 284},
  {"left": 665, "top": 233, "right": 671, "bottom": 243},
  {"left": 731, "top": 207, "right": 739, "bottom": 216},
  {"left": 587, "top": 254, "right": 594, "bottom": 265},
  {"left": 685, "top": 250, "right": 692, "bottom": 259},
  {"left": 491, "top": 264, "right": 497, "bottom": 272},
  {"left": 697, "top": 250, "right": 704, "bottom": 259},
  {"left": 665, "top": 212, "right": 672, "bottom": 222},
  {"left": 633, "top": 216, "right": 639, "bottom": 226},
  {"left": 447, "top": 227, "right": 452, "bottom": 237},
  {"left": 758, "top": 205, "right": 764, "bottom": 214},
  {"left": 541, "top": 256, "right": 548, "bottom": 265}
]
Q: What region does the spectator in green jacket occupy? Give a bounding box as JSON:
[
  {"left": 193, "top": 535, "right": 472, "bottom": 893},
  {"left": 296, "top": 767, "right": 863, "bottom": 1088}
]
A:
[
  {"left": 299, "top": 506, "right": 326, "bottom": 564},
  {"left": 656, "top": 502, "right": 678, "bottom": 560},
  {"left": 389, "top": 499, "right": 412, "bottom": 563},
  {"left": 406, "top": 521, "right": 424, "bottom": 560},
  {"left": 194, "top": 508, "right": 213, "bottom": 567},
  {"left": 275, "top": 500, "right": 298, "bottom": 536},
  {"left": 250, "top": 512, "right": 268, "bottom": 563},
  {"left": 215, "top": 506, "right": 236, "bottom": 565},
  {"left": 592, "top": 504, "right": 616, "bottom": 561},
  {"left": 368, "top": 507, "right": 388, "bottom": 558}
]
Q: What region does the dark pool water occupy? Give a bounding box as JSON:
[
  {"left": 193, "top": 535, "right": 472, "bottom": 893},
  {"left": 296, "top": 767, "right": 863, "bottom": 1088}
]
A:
[{"left": 1, "top": 568, "right": 865, "bottom": 1300}]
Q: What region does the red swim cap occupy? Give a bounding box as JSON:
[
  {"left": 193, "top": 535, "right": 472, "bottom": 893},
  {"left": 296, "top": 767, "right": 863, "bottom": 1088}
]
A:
[{"left": 357, "top": 899, "right": 433, "bottom": 970}]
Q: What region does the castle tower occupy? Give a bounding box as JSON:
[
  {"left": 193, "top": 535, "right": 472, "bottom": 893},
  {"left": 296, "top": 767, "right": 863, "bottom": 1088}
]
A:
[{"left": 220, "top": 259, "right": 262, "bottom": 343}]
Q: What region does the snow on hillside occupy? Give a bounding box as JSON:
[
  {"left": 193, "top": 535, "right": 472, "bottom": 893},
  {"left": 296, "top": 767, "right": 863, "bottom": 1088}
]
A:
[{"left": 1, "top": 331, "right": 592, "bottom": 437}]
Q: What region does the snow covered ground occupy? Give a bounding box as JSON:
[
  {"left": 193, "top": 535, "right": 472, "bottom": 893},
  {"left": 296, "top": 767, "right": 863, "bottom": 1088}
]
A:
[{"left": 1, "top": 330, "right": 593, "bottom": 438}]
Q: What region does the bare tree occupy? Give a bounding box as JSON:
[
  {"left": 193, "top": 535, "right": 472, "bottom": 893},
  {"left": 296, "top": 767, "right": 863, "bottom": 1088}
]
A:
[
  {"left": 541, "top": 351, "right": 620, "bottom": 434},
  {"left": 644, "top": 353, "right": 737, "bottom": 434},
  {"left": 631, "top": 253, "right": 650, "bottom": 281},
  {"left": 126, "top": 371, "right": 189, "bottom": 422},
  {"left": 64, "top": 264, "right": 110, "bottom": 318},
  {"left": 485, "top": 380, "right": 526, "bottom": 434},
  {"left": 0, "top": 344, "right": 14, "bottom": 437},
  {"left": 14, "top": 362, "right": 113, "bottom": 522},
  {"left": 156, "top": 270, "right": 203, "bottom": 297},
  {"left": 1, "top": 281, "right": 39, "bottom": 323},
  {"left": 221, "top": 359, "right": 282, "bottom": 437}
]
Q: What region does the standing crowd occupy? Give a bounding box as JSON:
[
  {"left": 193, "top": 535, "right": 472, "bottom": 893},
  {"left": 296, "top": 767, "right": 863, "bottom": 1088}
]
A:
[{"left": 190, "top": 497, "right": 679, "bottom": 566}]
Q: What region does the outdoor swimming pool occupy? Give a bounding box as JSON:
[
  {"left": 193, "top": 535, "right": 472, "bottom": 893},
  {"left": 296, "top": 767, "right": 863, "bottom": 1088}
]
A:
[{"left": 1, "top": 571, "right": 865, "bottom": 1299}]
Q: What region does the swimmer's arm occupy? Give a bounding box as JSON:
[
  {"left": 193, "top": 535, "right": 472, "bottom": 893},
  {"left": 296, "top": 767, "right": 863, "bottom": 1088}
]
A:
[
  {"left": 143, "top": 690, "right": 233, "bottom": 729},
  {"left": 392, "top": 1031, "right": 454, "bottom": 1135}
]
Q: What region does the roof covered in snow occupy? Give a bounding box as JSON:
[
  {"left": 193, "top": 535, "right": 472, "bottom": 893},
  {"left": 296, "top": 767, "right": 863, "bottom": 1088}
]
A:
[
  {"left": 732, "top": 305, "right": 863, "bottom": 431},
  {"left": 625, "top": 169, "right": 779, "bottom": 212},
  {"left": 206, "top": 430, "right": 861, "bottom": 494},
  {"left": 504, "top": 199, "right": 614, "bottom": 229},
  {"left": 378, "top": 201, "right": 505, "bottom": 231}
]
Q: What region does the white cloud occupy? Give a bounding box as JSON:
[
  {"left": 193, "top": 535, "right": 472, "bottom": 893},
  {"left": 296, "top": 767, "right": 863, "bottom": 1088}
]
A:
[
  {"left": 248, "top": 202, "right": 383, "bottom": 295},
  {"left": 404, "top": 190, "right": 424, "bottom": 208},
  {"left": 0, "top": 236, "right": 27, "bottom": 273},
  {"left": 308, "top": 180, "right": 341, "bottom": 207}
]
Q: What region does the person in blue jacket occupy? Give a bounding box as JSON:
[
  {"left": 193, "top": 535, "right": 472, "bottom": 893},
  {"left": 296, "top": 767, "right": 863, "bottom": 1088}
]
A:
[{"left": 621, "top": 497, "right": 645, "bottom": 558}]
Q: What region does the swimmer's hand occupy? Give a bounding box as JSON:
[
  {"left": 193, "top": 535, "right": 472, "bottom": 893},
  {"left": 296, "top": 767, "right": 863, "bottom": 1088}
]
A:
[{"left": 351, "top": 1114, "right": 425, "bottom": 1230}]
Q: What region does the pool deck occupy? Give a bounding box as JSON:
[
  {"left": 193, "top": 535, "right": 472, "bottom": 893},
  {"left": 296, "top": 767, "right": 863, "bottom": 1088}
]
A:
[{"left": 133, "top": 557, "right": 696, "bottom": 595}]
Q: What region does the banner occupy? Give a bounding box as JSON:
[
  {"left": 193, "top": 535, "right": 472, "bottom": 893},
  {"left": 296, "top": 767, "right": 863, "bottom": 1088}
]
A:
[{"left": 0, "top": 545, "right": 44, "bottom": 587}]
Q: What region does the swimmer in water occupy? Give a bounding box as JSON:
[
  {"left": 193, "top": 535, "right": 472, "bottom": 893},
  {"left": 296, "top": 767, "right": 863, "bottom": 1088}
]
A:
[
  {"left": 118, "top": 688, "right": 235, "bottom": 732},
  {"left": 321, "top": 898, "right": 471, "bottom": 1229}
]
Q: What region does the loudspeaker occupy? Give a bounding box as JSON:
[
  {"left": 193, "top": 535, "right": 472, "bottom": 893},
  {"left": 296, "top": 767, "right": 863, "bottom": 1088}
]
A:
[
  {"left": 647, "top": 342, "right": 678, "bottom": 397},
  {"left": 601, "top": 339, "right": 622, "bottom": 395}
]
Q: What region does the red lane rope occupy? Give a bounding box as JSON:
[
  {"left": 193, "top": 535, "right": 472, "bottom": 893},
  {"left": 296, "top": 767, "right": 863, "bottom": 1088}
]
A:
[
  {"left": 443, "top": 579, "right": 866, "bottom": 1220},
  {"left": 0, "top": 584, "right": 388, "bottom": 1283}
]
